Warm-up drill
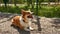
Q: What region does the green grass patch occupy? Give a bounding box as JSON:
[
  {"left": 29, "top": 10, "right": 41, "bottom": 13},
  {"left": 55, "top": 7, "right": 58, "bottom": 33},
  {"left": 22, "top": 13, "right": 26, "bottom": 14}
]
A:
[{"left": 0, "top": 5, "right": 60, "bottom": 18}]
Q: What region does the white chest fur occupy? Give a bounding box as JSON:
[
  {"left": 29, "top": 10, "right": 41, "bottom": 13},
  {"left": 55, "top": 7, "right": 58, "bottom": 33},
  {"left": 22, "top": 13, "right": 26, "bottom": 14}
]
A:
[
  {"left": 19, "top": 16, "right": 34, "bottom": 31},
  {"left": 19, "top": 16, "right": 32, "bottom": 28}
]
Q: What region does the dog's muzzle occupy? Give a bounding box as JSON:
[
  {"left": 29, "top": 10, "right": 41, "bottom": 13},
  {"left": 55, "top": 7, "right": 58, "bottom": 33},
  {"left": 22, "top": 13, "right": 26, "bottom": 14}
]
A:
[{"left": 27, "top": 14, "right": 33, "bottom": 19}]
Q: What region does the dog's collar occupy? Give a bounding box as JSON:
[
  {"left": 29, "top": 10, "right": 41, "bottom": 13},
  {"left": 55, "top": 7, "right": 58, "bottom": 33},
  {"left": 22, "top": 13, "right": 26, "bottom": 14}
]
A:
[
  {"left": 22, "top": 19, "right": 25, "bottom": 22},
  {"left": 20, "top": 15, "right": 25, "bottom": 23}
]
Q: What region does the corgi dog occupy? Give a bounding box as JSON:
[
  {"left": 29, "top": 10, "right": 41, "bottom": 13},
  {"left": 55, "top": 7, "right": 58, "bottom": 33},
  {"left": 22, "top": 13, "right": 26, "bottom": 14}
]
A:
[{"left": 11, "top": 9, "right": 34, "bottom": 31}]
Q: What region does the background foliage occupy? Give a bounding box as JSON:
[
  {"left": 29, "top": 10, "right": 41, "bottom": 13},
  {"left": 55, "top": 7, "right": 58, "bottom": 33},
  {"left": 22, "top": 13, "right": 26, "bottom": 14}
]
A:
[{"left": 0, "top": 0, "right": 60, "bottom": 18}]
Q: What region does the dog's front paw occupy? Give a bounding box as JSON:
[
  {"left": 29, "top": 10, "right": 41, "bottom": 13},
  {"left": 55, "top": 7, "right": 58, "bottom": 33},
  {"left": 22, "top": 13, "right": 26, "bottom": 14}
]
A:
[
  {"left": 30, "top": 27, "right": 34, "bottom": 31},
  {"left": 24, "top": 28, "right": 30, "bottom": 31}
]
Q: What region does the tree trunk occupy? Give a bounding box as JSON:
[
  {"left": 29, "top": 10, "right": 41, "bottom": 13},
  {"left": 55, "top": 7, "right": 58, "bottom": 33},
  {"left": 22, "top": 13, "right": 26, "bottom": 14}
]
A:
[
  {"left": 14, "top": 0, "right": 17, "bottom": 6},
  {"left": 31, "top": 2, "right": 34, "bottom": 10},
  {"left": 39, "top": 1, "right": 41, "bottom": 9},
  {"left": 27, "top": 0, "right": 30, "bottom": 8},
  {"left": 5, "top": 3, "right": 7, "bottom": 8},
  {"left": 36, "top": 0, "right": 41, "bottom": 31},
  {"left": 48, "top": 1, "right": 50, "bottom": 6}
]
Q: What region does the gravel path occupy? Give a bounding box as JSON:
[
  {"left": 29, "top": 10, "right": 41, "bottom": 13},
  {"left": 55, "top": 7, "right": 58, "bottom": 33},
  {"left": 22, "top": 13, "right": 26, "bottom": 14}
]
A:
[{"left": 0, "top": 12, "right": 60, "bottom": 34}]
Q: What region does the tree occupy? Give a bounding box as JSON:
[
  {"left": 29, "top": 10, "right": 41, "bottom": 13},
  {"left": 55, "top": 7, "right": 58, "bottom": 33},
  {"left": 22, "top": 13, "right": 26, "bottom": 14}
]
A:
[
  {"left": 36, "top": 0, "right": 41, "bottom": 31},
  {"left": 14, "top": 0, "right": 17, "bottom": 6},
  {"left": 39, "top": 0, "right": 44, "bottom": 8},
  {"left": 0, "top": 0, "right": 3, "bottom": 4},
  {"left": 57, "top": 0, "right": 60, "bottom": 5},
  {"left": 3, "top": 0, "right": 9, "bottom": 8}
]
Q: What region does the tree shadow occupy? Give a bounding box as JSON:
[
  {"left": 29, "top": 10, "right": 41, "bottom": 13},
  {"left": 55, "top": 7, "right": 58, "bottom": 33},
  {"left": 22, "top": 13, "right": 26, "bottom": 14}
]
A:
[
  {"left": 52, "top": 18, "right": 60, "bottom": 29},
  {"left": 36, "top": 16, "right": 41, "bottom": 31},
  {"left": 0, "top": 12, "right": 20, "bottom": 19},
  {"left": 0, "top": 13, "right": 13, "bottom": 20},
  {"left": 32, "top": 15, "right": 41, "bottom": 31},
  {"left": 0, "top": 12, "right": 19, "bottom": 23},
  {"left": 53, "top": 19, "right": 60, "bottom": 24},
  {"left": 11, "top": 25, "right": 30, "bottom": 34}
]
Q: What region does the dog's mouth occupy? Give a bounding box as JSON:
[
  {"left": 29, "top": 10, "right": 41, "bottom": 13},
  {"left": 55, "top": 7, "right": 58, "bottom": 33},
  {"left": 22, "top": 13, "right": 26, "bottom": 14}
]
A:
[{"left": 27, "top": 14, "right": 33, "bottom": 19}]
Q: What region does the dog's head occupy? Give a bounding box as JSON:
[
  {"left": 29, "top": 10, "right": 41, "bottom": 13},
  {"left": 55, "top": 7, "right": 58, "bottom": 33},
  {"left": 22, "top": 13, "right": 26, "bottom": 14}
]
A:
[{"left": 21, "top": 9, "right": 33, "bottom": 19}]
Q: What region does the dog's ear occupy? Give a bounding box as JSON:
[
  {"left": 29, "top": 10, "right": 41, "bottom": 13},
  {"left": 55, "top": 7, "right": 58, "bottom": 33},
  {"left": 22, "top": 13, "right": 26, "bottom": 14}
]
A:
[
  {"left": 31, "top": 12, "right": 34, "bottom": 14},
  {"left": 28, "top": 9, "right": 34, "bottom": 14},
  {"left": 21, "top": 9, "right": 25, "bottom": 14}
]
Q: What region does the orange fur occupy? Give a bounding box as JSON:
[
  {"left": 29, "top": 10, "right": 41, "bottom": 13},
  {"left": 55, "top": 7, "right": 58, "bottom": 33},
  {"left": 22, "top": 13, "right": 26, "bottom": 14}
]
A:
[
  {"left": 11, "top": 16, "right": 24, "bottom": 30},
  {"left": 11, "top": 9, "right": 33, "bottom": 30}
]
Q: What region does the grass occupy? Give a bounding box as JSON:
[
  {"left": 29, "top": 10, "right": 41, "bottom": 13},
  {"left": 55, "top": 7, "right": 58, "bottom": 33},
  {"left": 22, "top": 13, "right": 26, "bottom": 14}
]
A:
[
  {"left": 0, "top": 5, "right": 60, "bottom": 18},
  {"left": 37, "top": 5, "right": 60, "bottom": 18}
]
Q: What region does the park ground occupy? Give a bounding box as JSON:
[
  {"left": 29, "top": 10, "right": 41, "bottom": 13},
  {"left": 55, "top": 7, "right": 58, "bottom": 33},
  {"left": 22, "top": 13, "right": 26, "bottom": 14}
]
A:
[
  {"left": 0, "top": 0, "right": 60, "bottom": 34},
  {"left": 0, "top": 12, "right": 60, "bottom": 34}
]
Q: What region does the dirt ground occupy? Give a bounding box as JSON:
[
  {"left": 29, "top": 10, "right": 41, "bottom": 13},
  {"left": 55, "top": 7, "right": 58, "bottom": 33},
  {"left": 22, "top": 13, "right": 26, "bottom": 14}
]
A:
[{"left": 0, "top": 12, "right": 60, "bottom": 34}]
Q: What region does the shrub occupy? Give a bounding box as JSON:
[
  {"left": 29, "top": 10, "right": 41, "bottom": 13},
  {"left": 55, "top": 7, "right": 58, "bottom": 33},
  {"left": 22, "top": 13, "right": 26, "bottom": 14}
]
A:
[
  {"left": 0, "top": 5, "right": 60, "bottom": 18},
  {"left": 0, "top": 6, "right": 21, "bottom": 14}
]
